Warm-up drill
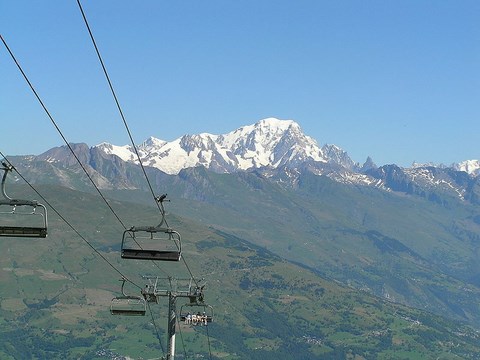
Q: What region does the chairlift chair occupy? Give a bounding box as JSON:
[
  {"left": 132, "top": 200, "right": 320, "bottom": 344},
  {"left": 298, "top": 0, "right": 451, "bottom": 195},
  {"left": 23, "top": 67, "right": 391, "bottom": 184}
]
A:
[
  {"left": 121, "top": 194, "right": 181, "bottom": 261},
  {"left": 110, "top": 296, "right": 147, "bottom": 316},
  {"left": 110, "top": 278, "right": 146, "bottom": 316},
  {"left": 121, "top": 226, "right": 181, "bottom": 261},
  {"left": 179, "top": 302, "right": 214, "bottom": 326},
  {"left": 0, "top": 163, "right": 47, "bottom": 238}
]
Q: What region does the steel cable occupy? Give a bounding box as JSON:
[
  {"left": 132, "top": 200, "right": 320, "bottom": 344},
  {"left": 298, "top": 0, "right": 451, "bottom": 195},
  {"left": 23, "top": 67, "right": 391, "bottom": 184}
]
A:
[
  {"left": 0, "top": 152, "right": 142, "bottom": 290},
  {"left": 76, "top": 1, "right": 201, "bottom": 288}
]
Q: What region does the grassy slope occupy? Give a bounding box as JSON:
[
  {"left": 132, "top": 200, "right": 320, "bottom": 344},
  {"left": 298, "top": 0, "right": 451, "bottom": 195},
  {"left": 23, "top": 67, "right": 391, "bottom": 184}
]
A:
[
  {"left": 136, "top": 169, "right": 480, "bottom": 327},
  {"left": 1, "top": 185, "right": 480, "bottom": 359}
]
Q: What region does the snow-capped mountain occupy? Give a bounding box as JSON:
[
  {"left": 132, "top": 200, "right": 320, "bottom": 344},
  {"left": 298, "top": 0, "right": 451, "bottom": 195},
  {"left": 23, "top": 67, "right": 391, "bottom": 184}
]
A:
[
  {"left": 89, "top": 117, "right": 479, "bottom": 201},
  {"left": 95, "top": 118, "right": 330, "bottom": 175},
  {"left": 21, "top": 117, "right": 478, "bottom": 204},
  {"left": 453, "top": 160, "right": 480, "bottom": 176}
]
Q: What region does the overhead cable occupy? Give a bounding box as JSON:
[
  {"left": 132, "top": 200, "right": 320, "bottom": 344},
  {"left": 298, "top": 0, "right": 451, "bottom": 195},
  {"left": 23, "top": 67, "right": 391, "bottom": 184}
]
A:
[
  {"left": 76, "top": 1, "right": 200, "bottom": 287},
  {"left": 0, "top": 152, "right": 141, "bottom": 290},
  {"left": 0, "top": 34, "right": 128, "bottom": 231},
  {"left": 76, "top": 0, "right": 164, "bottom": 217},
  {"left": 147, "top": 301, "right": 166, "bottom": 357},
  {"left": 1, "top": 33, "right": 170, "bottom": 278}
]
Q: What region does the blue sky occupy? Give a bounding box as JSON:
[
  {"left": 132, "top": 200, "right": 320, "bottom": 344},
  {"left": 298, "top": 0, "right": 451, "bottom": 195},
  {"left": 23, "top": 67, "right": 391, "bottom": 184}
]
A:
[{"left": 1, "top": 0, "right": 478, "bottom": 167}]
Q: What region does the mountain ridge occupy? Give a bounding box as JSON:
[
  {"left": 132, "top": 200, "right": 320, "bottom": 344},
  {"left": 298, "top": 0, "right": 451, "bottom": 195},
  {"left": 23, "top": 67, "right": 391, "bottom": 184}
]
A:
[
  {"left": 92, "top": 117, "right": 479, "bottom": 177},
  {"left": 30, "top": 117, "right": 478, "bottom": 206},
  {"left": 95, "top": 117, "right": 330, "bottom": 175}
]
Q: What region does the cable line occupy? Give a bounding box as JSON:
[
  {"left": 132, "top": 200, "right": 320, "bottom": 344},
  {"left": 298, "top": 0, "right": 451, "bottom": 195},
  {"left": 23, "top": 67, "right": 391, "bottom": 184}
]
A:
[
  {"left": 0, "top": 152, "right": 142, "bottom": 290},
  {"left": 147, "top": 301, "right": 166, "bottom": 358},
  {"left": 75, "top": 4, "right": 213, "bottom": 357},
  {"left": 76, "top": 1, "right": 203, "bottom": 287},
  {"left": 4, "top": 24, "right": 199, "bottom": 358},
  {"left": 76, "top": 0, "right": 163, "bottom": 217},
  {"left": 0, "top": 34, "right": 128, "bottom": 231},
  {"left": 1, "top": 33, "right": 170, "bottom": 278},
  {"left": 182, "top": 257, "right": 201, "bottom": 288},
  {"left": 205, "top": 320, "right": 213, "bottom": 360}
]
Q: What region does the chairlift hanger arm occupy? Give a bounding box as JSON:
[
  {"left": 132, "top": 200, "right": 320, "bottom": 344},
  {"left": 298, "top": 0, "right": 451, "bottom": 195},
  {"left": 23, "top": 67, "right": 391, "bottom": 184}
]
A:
[
  {"left": 0, "top": 162, "right": 41, "bottom": 206},
  {"left": 154, "top": 193, "right": 169, "bottom": 226},
  {"left": 1, "top": 162, "right": 12, "bottom": 201},
  {"left": 1, "top": 163, "right": 15, "bottom": 202}
]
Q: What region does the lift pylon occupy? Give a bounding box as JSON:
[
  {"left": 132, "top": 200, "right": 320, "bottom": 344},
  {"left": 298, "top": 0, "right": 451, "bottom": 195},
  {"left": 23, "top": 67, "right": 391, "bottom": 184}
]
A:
[{"left": 139, "top": 276, "right": 214, "bottom": 360}]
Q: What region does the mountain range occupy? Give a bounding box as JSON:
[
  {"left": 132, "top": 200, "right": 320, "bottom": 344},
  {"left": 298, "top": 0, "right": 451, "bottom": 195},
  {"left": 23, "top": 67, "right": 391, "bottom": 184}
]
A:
[
  {"left": 95, "top": 117, "right": 479, "bottom": 175},
  {"left": 29, "top": 117, "right": 480, "bottom": 205}
]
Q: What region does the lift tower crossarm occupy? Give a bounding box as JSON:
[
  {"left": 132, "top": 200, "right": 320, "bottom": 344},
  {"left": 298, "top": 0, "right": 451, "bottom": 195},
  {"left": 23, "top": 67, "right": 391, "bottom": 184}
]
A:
[{"left": 140, "top": 276, "right": 208, "bottom": 360}]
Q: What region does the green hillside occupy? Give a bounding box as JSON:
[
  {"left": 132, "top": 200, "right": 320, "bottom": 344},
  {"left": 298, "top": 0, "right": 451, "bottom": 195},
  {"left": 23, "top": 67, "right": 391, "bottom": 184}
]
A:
[
  {"left": 101, "top": 168, "right": 480, "bottom": 327},
  {"left": 1, "top": 185, "right": 480, "bottom": 359}
]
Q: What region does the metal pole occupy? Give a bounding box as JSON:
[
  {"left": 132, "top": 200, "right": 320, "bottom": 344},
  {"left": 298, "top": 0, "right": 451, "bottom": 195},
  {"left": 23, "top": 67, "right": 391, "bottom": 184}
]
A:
[{"left": 167, "top": 292, "right": 176, "bottom": 360}]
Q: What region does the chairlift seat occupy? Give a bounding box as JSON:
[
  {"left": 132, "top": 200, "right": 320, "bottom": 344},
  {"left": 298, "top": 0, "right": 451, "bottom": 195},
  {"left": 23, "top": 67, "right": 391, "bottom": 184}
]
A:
[
  {"left": 121, "top": 249, "right": 181, "bottom": 261},
  {"left": 0, "top": 226, "right": 47, "bottom": 238},
  {"left": 111, "top": 308, "right": 146, "bottom": 316}
]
